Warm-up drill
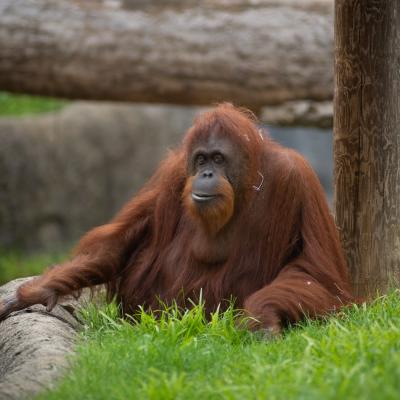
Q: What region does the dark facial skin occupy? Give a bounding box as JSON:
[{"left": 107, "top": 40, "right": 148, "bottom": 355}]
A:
[{"left": 188, "top": 133, "right": 244, "bottom": 204}]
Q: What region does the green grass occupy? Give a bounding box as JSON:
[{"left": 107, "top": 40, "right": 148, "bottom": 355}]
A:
[
  {"left": 0, "top": 251, "right": 67, "bottom": 284},
  {"left": 2, "top": 252, "right": 398, "bottom": 399},
  {"left": 36, "top": 292, "right": 400, "bottom": 400},
  {"left": 0, "top": 92, "right": 65, "bottom": 117}
]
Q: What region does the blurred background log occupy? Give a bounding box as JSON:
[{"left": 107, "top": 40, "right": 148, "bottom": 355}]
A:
[{"left": 0, "top": 0, "right": 333, "bottom": 109}]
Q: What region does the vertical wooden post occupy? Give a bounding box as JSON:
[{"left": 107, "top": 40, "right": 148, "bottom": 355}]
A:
[{"left": 334, "top": 1, "right": 400, "bottom": 298}]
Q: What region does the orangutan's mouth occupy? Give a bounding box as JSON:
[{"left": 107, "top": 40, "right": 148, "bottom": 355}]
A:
[{"left": 192, "top": 193, "right": 218, "bottom": 203}]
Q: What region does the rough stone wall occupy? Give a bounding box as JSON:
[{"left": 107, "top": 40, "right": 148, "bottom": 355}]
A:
[{"left": 0, "top": 103, "right": 199, "bottom": 251}]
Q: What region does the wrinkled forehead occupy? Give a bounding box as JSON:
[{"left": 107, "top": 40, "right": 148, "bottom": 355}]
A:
[{"left": 188, "top": 126, "right": 243, "bottom": 156}]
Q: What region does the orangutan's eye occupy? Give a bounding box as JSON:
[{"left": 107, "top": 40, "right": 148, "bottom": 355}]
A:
[
  {"left": 196, "top": 154, "right": 206, "bottom": 166},
  {"left": 213, "top": 153, "right": 224, "bottom": 164}
]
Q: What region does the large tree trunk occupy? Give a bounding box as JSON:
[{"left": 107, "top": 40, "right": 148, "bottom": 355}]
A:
[
  {"left": 334, "top": 1, "right": 400, "bottom": 298},
  {"left": 0, "top": 0, "right": 333, "bottom": 108}
]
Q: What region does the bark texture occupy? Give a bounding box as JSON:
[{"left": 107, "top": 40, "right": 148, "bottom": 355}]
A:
[
  {"left": 334, "top": 1, "right": 400, "bottom": 297},
  {"left": 0, "top": 0, "right": 333, "bottom": 108},
  {"left": 0, "top": 278, "right": 83, "bottom": 400}
]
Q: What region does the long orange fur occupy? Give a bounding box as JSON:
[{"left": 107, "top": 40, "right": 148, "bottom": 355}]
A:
[{"left": 4, "top": 104, "right": 352, "bottom": 333}]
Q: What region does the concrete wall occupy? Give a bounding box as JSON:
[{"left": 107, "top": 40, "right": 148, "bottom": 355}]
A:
[{"left": 0, "top": 103, "right": 333, "bottom": 251}]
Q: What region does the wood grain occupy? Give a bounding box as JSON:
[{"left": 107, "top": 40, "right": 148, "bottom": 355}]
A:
[{"left": 334, "top": 0, "right": 400, "bottom": 297}]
